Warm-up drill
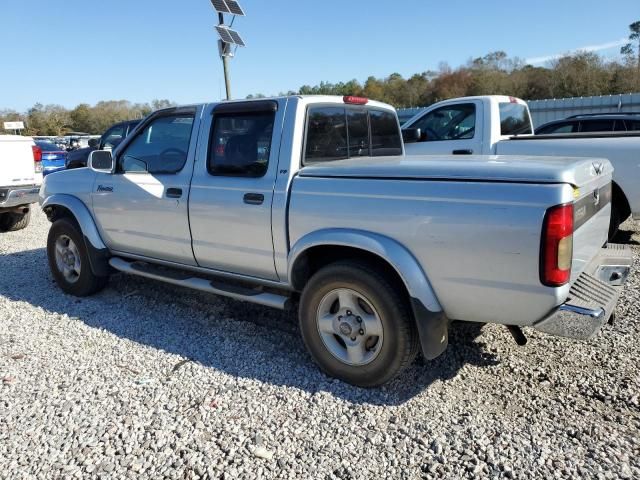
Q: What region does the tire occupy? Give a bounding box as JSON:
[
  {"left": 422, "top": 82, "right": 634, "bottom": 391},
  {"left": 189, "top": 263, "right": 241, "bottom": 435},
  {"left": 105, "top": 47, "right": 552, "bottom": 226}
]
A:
[
  {"left": 0, "top": 209, "right": 31, "bottom": 232},
  {"left": 47, "top": 218, "right": 109, "bottom": 296},
  {"left": 299, "top": 260, "right": 419, "bottom": 387}
]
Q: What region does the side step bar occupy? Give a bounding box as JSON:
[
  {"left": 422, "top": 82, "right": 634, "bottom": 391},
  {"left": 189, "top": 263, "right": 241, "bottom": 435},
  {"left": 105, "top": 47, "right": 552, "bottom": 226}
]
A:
[{"left": 109, "top": 257, "right": 290, "bottom": 310}]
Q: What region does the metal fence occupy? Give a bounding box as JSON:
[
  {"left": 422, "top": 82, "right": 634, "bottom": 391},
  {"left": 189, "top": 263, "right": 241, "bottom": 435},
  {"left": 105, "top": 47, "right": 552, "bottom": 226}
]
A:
[
  {"left": 397, "top": 93, "right": 640, "bottom": 128},
  {"left": 527, "top": 93, "right": 640, "bottom": 127}
]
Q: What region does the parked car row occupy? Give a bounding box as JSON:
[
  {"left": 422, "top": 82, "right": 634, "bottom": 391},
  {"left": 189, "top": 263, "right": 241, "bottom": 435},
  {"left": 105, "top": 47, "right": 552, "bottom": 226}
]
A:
[
  {"left": 0, "top": 135, "right": 42, "bottom": 231},
  {"left": 65, "top": 120, "right": 141, "bottom": 170},
  {"left": 34, "top": 140, "right": 67, "bottom": 176},
  {"left": 37, "top": 94, "right": 633, "bottom": 387},
  {"left": 536, "top": 113, "right": 640, "bottom": 135}
]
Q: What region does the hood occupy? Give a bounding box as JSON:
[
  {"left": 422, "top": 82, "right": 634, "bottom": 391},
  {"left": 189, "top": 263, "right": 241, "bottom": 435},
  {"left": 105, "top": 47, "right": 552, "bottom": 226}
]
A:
[{"left": 299, "top": 155, "right": 613, "bottom": 188}]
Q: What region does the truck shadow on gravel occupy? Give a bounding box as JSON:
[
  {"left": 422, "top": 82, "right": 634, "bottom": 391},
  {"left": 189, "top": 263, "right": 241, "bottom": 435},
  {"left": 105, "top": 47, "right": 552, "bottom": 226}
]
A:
[
  {"left": 612, "top": 227, "right": 639, "bottom": 245},
  {"left": 0, "top": 247, "right": 499, "bottom": 405}
]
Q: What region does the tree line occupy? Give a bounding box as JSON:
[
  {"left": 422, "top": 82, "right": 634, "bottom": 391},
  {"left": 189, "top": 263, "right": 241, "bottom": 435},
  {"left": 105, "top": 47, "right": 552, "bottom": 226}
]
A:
[
  {"left": 248, "top": 21, "right": 640, "bottom": 107},
  {"left": 0, "top": 99, "right": 175, "bottom": 137},
  {"left": 3, "top": 22, "right": 639, "bottom": 136}
]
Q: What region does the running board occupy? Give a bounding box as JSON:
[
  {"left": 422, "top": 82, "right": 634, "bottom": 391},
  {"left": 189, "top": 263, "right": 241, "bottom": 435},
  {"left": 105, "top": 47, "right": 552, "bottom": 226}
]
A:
[{"left": 109, "top": 257, "right": 289, "bottom": 310}]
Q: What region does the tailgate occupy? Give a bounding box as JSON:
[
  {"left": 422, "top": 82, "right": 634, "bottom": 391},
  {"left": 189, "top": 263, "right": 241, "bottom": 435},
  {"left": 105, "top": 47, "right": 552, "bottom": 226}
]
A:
[
  {"left": 0, "top": 136, "right": 38, "bottom": 187},
  {"left": 570, "top": 160, "right": 613, "bottom": 281}
]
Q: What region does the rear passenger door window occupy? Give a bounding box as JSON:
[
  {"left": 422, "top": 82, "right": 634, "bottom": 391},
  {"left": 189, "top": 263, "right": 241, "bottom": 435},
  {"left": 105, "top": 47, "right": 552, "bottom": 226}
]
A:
[
  {"left": 613, "top": 120, "right": 627, "bottom": 132},
  {"left": 208, "top": 110, "right": 275, "bottom": 177},
  {"left": 579, "top": 120, "right": 614, "bottom": 133},
  {"left": 118, "top": 114, "right": 194, "bottom": 174},
  {"left": 626, "top": 120, "right": 640, "bottom": 131}
]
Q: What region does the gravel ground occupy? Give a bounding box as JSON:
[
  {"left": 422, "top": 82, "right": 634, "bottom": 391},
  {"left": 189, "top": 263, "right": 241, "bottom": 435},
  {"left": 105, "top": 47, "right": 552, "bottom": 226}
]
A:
[{"left": 1, "top": 209, "right": 639, "bottom": 479}]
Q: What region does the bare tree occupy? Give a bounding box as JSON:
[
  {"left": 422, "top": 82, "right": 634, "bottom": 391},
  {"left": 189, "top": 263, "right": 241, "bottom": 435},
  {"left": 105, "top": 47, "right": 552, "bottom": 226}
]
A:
[{"left": 620, "top": 21, "right": 640, "bottom": 69}]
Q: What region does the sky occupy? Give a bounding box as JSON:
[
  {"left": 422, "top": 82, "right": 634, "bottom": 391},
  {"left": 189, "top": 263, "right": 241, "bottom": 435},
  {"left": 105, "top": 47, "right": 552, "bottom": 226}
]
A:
[{"left": 1, "top": 0, "right": 638, "bottom": 111}]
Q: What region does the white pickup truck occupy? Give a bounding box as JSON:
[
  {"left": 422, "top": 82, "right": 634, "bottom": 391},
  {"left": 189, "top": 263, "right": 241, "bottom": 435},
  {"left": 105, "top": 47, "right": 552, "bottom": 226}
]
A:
[
  {"left": 402, "top": 95, "right": 640, "bottom": 237},
  {"left": 0, "top": 135, "right": 42, "bottom": 231}
]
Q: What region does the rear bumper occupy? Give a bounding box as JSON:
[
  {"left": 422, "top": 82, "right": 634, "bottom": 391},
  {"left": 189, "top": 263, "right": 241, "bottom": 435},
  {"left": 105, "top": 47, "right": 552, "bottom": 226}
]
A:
[
  {"left": 533, "top": 243, "right": 633, "bottom": 340},
  {"left": 0, "top": 185, "right": 40, "bottom": 209}
]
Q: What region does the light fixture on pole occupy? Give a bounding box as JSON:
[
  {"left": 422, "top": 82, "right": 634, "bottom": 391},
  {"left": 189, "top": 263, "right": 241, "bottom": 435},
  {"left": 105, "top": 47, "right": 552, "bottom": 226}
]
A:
[{"left": 210, "top": 0, "right": 246, "bottom": 100}]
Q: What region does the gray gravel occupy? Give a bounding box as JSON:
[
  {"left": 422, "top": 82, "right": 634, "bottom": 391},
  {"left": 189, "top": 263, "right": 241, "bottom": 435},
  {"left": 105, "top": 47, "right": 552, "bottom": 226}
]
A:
[{"left": 1, "top": 209, "right": 639, "bottom": 479}]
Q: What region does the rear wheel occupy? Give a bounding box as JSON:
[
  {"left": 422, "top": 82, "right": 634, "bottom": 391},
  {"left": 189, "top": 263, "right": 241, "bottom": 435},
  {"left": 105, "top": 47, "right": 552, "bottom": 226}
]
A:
[
  {"left": 299, "top": 260, "right": 418, "bottom": 387},
  {"left": 0, "top": 209, "right": 31, "bottom": 232},
  {"left": 47, "top": 218, "right": 108, "bottom": 296}
]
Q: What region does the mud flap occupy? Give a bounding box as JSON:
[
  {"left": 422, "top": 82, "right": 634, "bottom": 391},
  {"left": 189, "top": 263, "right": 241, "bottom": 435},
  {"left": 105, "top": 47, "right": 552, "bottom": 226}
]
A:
[{"left": 411, "top": 298, "right": 449, "bottom": 360}]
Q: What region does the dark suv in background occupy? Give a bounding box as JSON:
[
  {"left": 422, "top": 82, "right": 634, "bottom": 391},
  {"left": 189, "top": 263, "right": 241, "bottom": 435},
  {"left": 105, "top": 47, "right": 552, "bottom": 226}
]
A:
[
  {"left": 65, "top": 120, "right": 141, "bottom": 169},
  {"left": 535, "top": 113, "right": 640, "bottom": 135}
]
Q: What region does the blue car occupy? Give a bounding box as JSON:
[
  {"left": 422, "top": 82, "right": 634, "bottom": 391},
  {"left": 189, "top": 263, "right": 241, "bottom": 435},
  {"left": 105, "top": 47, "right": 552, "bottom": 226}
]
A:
[{"left": 35, "top": 141, "right": 67, "bottom": 176}]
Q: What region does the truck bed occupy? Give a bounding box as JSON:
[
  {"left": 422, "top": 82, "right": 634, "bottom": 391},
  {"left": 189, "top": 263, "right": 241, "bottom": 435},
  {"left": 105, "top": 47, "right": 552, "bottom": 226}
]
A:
[{"left": 292, "top": 155, "right": 612, "bottom": 326}]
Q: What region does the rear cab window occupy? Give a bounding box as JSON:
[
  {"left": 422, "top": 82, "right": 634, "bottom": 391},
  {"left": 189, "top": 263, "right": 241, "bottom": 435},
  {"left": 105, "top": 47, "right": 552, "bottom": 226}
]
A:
[
  {"left": 304, "top": 105, "right": 401, "bottom": 164},
  {"left": 499, "top": 102, "right": 532, "bottom": 136}
]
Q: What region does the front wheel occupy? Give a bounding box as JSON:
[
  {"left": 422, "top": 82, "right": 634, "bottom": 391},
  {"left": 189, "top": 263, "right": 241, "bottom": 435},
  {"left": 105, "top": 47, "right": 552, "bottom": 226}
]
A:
[
  {"left": 299, "top": 260, "right": 418, "bottom": 387},
  {"left": 47, "top": 218, "right": 109, "bottom": 296}
]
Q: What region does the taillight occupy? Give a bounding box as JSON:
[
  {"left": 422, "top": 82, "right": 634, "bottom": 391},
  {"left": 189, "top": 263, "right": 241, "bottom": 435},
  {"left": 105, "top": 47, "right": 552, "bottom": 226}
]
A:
[
  {"left": 541, "top": 203, "right": 574, "bottom": 287},
  {"left": 343, "top": 95, "right": 368, "bottom": 105},
  {"left": 32, "top": 145, "right": 43, "bottom": 173}
]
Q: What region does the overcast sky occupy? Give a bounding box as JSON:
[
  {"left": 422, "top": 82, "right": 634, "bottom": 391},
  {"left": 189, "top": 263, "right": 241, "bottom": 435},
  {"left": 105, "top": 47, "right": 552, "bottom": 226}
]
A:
[{"left": 1, "top": 0, "right": 637, "bottom": 111}]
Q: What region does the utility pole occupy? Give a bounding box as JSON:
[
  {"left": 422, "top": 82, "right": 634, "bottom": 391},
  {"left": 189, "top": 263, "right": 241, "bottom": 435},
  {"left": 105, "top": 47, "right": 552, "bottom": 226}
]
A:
[
  {"left": 218, "top": 12, "right": 232, "bottom": 100},
  {"left": 210, "top": 0, "right": 246, "bottom": 101}
]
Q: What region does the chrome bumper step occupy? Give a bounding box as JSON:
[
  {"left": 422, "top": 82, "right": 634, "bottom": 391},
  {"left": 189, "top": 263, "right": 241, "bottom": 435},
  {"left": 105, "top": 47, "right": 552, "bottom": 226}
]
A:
[{"left": 533, "top": 244, "right": 632, "bottom": 340}]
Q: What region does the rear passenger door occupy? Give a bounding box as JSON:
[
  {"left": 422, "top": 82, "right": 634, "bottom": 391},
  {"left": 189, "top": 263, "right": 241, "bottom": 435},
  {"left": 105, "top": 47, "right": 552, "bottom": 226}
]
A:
[{"left": 189, "top": 100, "right": 285, "bottom": 280}]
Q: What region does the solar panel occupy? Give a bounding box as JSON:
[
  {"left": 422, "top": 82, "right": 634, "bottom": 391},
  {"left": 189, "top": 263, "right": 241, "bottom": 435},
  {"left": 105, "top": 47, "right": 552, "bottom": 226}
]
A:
[
  {"left": 215, "top": 25, "right": 235, "bottom": 44},
  {"left": 210, "top": 0, "right": 231, "bottom": 14},
  {"left": 227, "top": 29, "right": 245, "bottom": 47},
  {"left": 225, "top": 0, "right": 245, "bottom": 16}
]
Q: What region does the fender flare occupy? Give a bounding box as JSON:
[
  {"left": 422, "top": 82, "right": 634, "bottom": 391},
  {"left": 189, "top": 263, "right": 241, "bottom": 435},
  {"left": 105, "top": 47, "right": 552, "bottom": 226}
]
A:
[
  {"left": 41, "top": 194, "right": 110, "bottom": 276},
  {"left": 288, "top": 229, "right": 448, "bottom": 359}
]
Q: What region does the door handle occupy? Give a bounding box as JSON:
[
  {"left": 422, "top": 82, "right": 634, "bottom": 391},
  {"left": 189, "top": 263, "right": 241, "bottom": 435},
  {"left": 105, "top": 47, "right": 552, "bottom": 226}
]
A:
[
  {"left": 166, "top": 187, "right": 183, "bottom": 198},
  {"left": 452, "top": 149, "right": 473, "bottom": 155},
  {"left": 243, "top": 193, "right": 264, "bottom": 205}
]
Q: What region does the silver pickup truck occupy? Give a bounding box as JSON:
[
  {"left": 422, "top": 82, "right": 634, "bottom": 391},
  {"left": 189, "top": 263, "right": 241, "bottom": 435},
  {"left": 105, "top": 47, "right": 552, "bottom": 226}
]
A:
[{"left": 39, "top": 95, "right": 632, "bottom": 387}]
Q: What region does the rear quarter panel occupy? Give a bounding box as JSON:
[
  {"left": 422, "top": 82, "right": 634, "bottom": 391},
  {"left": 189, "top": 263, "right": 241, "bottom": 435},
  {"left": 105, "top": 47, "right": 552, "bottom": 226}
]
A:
[{"left": 289, "top": 176, "right": 574, "bottom": 326}]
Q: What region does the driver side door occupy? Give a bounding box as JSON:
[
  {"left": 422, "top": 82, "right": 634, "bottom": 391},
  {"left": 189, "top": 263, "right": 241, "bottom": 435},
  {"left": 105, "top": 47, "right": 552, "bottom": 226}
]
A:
[{"left": 91, "top": 108, "right": 200, "bottom": 265}]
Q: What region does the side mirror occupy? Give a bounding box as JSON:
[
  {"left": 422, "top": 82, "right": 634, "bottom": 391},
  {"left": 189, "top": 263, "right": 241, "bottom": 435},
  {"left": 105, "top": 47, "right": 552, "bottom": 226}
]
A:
[
  {"left": 402, "top": 128, "right": 423, "bottom": 144},
  {"left": 88, "top": 150, "right": 114, "bottom": 173},
  {"left": 88, "top": 138, "right": 99, "bottom": 148}
]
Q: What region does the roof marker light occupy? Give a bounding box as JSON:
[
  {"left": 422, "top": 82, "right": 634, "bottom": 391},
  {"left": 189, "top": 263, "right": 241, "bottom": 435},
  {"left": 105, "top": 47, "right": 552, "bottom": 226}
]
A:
[{"left": 343, "top": 96, "right": 369, "bottom": 105}]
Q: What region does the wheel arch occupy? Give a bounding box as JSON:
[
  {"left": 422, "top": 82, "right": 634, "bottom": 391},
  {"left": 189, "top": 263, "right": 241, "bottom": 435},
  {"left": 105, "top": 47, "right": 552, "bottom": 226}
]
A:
[
  {"left": 288, "top": 229, "right": 448, "bottom": 360},
  {"left": 41, "top": 194, "right": 110, "bottom": 276}
]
